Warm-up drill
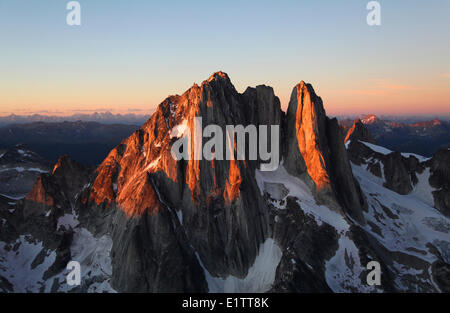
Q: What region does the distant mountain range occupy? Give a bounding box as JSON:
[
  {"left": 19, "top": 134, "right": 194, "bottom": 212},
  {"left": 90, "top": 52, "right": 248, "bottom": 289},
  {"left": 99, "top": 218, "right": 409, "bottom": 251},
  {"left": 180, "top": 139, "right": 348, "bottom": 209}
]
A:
[
  {"left": 339, "top": 114, "right": 450, "bottom": 157},
  {"left": 0, "top": 112, "right": 154, "bottom": 127},
  {"left": 336, "top": 114, "right": 450, "bottom": 124},
  {"left": 0, "top": 121, "right": 140, "bottom": 165}
]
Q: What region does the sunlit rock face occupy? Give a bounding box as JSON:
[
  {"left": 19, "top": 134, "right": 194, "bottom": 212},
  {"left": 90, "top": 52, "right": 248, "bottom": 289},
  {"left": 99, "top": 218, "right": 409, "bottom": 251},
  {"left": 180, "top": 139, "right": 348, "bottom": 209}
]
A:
[
  {"left": 284, "top": 81, "right": 366, "bottom": 224},
  {"left": 80, "top": 73, "right": 368, "bottom": 291},
  {"left": 424, "top": 148, "right": 450, "bottom": 217},
  {"left": 79, "top": 72, "right": 284, "bottom": 291},
  {"left": 285, "top": 82, "right": 330, "bottom": 191}
]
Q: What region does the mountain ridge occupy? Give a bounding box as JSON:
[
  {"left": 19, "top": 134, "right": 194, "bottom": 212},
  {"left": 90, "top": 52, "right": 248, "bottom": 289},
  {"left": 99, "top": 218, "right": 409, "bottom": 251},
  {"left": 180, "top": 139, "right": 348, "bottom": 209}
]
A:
[
  {"left": 339, "top": 115, "right": 450, "bottom": 157},
  {"left": 1, "top": 72, "right": 449, "bottom": 293}
]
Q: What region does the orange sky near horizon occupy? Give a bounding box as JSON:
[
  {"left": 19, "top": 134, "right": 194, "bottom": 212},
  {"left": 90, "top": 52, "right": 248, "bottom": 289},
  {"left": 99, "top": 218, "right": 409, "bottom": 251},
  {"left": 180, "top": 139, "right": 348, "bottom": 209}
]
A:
[{"left": 1, "top": 72, "right": 448, "bottom": 117}]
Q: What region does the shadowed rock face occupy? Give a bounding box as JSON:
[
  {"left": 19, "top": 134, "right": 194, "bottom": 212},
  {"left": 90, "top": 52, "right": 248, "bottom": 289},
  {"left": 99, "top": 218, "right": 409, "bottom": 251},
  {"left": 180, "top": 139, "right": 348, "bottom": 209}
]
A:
[
  {"left": 0, "top": 144, "right": 51, "bottom": 198},
  {"left": 347, "top": 140, "right": 424, "bottom": 195},
  {"left": 284, "top": 82, "right": 366, "bottom": 224},
  {"left": 344, "top": 119, "right": 377, "bottom": 144},
  {"left": 426, "top": 148, "right": 450, "bottom": 217},
  {"left": 383, "top": 152, "right": 421, "bottom": 195},
  {"left": 325, "top": 118, "right": 368, "bottom": 223},
  {"left": 25, "top": 155, "right": 92, "bottom": 218}
]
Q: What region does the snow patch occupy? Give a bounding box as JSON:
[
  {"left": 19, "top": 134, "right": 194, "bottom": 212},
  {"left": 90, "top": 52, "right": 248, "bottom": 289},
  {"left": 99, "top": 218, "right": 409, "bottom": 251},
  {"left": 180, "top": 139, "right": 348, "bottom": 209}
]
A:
[
  {"left": 0, "top": 167, "right": 47, "bottom": 173},
  {"left": 48, "top": 228, "right": 115, "bottom": 293},
  {"left": 345, "top": 140, "right": 351, "bottom": 149},
  {"left": 0, "top": 236, "right": 56, "bottom": 292},
  {"left": 410, "top": 168, "right": 435, "bottom": 206},
  {"left": 255, "top": 165, "right": 349, "bottom": 232},
  {"left": 170, "top": 119, "right": 189, "bottom": 139},
  {"left": 360, "top": 141, "right": 392, "bottom": 155},
  {"left": 57, "top": 213, "right": 79, "bottom": 230},
  {"left": 325, "top": 235, "right": 376, "bottom": 293},
  {"left": 176, "top": 210, "right": 183, "bottom": 225},
  {"left": 0, "top": 193, "right": 25, "bottom": 200},
  {"left": 401, "top": 153, "right": 430, "bottom": 163},
  {"left": 198, "top": 238, "right": 282, "bottom": 293}
]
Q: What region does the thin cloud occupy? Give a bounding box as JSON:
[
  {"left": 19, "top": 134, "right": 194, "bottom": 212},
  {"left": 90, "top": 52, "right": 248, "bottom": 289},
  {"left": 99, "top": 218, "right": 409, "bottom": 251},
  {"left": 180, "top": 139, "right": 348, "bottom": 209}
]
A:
[{"left": 442, "top": 73, "right": 450, "bottom": 78}]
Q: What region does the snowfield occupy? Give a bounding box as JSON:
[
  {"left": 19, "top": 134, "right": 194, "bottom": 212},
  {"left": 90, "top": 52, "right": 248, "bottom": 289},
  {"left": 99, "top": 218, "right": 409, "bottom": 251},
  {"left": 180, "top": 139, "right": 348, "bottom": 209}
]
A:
[
  {"left": 197, "top": 238, "right": 282, "bottom": 293},
  {"left": 0, "top": 208, "right": 115, "bottom": 293},
  {"left": 0, "top": 236, "right": 56, "bottom": 292}
]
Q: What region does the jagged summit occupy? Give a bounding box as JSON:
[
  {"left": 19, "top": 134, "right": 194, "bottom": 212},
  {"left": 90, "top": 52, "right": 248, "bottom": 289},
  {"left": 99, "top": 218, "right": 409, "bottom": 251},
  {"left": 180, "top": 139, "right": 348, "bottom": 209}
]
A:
[
  {"left": 296, "top": 80, "right": 319, "bottom": 95},
  {"left": 52, "top": 154, "right": 78, "bottom": 174},
  {"left": 26, "top": 154, "right": 91, "bottom": 211},
  {"left": 284, "top": 80, "right": 366, "bottom": 224},
  {"left": 361, "top": 114, "right": 380, "bottom": 124},
  {"left": 206, "top": 71, "right": 230, "bottom": 83},
  {"left": 344, "top": 119, "right": 376, "bottom": 144},
  {"left": 89, "top": 73, "right": 367, "bottom": 226}
]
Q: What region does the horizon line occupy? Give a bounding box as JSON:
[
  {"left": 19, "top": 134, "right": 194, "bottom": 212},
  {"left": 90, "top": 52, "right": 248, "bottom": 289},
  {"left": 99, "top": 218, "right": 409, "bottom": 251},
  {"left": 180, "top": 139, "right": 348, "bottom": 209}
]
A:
[{"left": 1, "top": 110, "right": 450, "bottom": 120}]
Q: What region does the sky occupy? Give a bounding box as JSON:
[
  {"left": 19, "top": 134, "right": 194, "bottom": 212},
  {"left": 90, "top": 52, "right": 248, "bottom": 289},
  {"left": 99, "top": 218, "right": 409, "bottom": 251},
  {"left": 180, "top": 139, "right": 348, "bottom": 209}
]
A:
[{"left": 0, "top": 0, "right": 449, "bottom": 117}]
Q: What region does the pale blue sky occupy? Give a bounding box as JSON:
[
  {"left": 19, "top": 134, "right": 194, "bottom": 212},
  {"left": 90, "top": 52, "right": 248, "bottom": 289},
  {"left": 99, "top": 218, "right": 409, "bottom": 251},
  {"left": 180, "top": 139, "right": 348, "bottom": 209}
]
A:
[{"left": 0, "top": 0, "right": 449, "bottom": 116}]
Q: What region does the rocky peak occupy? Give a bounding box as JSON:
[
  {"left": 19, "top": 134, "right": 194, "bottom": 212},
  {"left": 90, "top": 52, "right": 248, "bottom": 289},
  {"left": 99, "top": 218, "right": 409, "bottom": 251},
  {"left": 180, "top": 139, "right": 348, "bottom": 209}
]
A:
[
  {"left": 344, "top": 119, "right": 376, "bottom": 144},
  {"left": 77, "top": 73, "right": 373, "bottom": 292},
  {"left": 25, "top": 154, "right": 91, "bottom": 217},
  {"left": 432, "top": 118, "right": 443, "bottom": 126},
  {"left": 52, "top": 154, "right": 84, "bottom": 175},
  {"left": 361, "top": 114, "right": 380, "bottom": 124},
  {"left": 205, "top": 71, "right": 231, "bottom": 84},
  {"left": 88, "top": 71, "right": 282, "bottom": 216},
  {"left": 284, "top": 81, "right": 366, "bottom": 224},
  {"left": 284, "top": 81, "right": 329, "bottom": 189},
  {"left": 79, "top": 72, "right": 286, "bottom": 291}
]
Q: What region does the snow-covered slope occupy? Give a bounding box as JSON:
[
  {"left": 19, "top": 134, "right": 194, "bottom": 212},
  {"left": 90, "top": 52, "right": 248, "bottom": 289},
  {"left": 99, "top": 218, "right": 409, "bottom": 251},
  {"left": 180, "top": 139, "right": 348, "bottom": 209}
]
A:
[{"left": 352, "top": 162, "right": 448, "bottom": 291}]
